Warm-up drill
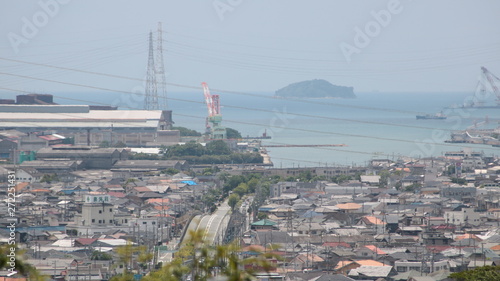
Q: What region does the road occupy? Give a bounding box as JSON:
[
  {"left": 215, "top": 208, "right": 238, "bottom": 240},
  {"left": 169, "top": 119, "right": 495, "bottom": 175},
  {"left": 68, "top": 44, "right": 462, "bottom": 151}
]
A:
[
  {"left": 239, "top": 196, "right": 253, "bottom": 232},
  {"left": 184, "top": 201, "right": 231, "bottom": 245},
  {"left": 158, "top": 202, "right": 231, "bottom": 265}
]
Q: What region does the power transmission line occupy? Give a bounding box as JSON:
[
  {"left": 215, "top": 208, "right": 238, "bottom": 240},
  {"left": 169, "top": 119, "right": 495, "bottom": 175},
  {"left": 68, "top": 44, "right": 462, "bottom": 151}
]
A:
[
  {"left": 145, "top": 31, "right": 158, "bottom": 110},
  {"left": 156, "top": 22, "right": 168, "bottom": 110}
]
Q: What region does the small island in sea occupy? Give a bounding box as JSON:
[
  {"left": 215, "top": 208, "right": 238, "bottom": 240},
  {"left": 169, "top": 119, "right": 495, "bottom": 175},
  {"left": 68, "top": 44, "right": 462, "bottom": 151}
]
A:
[{"left": 275, "top": 79, "right": 356, "bottom": 99}]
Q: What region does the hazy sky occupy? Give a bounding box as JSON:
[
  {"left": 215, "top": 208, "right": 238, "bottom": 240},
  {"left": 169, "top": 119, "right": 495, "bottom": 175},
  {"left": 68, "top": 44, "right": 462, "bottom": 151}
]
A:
[{"left": 1, "top": 0, "right": 499, "bottom": 96}]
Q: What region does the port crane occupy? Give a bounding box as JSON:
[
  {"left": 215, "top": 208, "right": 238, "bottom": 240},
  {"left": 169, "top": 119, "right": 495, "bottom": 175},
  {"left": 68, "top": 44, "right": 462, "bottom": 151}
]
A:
[
  {"left": 471, "top": 67, "right": 500, "bottom": 107},
  {"left": 201, "top": 82, "right": 226, "bottom": 139},
  {"left": 482, "top": 67, "right": 500, "bottom": 105}
]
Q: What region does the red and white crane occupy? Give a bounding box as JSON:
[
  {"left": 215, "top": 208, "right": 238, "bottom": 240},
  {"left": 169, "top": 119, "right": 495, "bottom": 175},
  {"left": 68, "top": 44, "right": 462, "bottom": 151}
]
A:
[
  {"left": 201, "top": 82, "right": 226, "bottom": 139},
  {"left": 202, "top": 82, "right": 220, "bottom": 118}
]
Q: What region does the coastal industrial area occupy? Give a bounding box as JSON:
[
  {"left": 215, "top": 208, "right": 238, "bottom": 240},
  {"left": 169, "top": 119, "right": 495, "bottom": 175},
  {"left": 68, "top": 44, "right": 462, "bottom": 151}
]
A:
[
  {"left": 1, "top": 90, "right": 500, "bottom": 281},
  {"left": 1, "top": 3, "right": 500, "bottom": 279}
]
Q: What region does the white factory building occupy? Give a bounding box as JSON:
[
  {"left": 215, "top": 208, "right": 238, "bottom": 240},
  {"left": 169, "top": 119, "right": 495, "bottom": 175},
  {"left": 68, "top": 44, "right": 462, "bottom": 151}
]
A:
[{"left": 0, "top": 104, "right": 180, "bottom": 147}]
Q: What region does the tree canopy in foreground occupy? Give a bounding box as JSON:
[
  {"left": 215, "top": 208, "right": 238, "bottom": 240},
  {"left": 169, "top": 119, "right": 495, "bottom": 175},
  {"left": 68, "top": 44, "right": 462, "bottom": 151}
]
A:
[
  {"left": 142, "top": 229, "right": 280, "bottom": 281},
  {"left": 449, "top": 265, "right": 500, "bottom": 281}
]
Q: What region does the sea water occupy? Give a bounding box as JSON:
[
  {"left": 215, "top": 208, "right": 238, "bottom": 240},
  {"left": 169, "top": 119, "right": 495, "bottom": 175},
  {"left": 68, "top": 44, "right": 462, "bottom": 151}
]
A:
[
  {"left": 168, "top": 91, "right": 499, "bottom": 167},
  {"left": 58, "top": 91, "right": 500, "bottom": 168}
]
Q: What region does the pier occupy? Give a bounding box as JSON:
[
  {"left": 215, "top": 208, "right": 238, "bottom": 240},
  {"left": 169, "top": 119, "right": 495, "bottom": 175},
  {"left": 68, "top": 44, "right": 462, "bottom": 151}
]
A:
[{"left": 261, "top": 144, "right": 347, "bottom": 148}]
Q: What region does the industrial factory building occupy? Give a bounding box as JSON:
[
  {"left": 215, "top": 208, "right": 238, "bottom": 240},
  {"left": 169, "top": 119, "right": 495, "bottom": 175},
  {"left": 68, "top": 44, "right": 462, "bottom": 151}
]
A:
[{"left": 0, "top": 104, "right": 180, "bottom": 147}]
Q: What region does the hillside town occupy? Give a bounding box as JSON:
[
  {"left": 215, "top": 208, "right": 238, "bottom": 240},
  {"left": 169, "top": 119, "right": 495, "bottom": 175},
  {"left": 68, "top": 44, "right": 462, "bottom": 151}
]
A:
[
  {"left": 3, "top": 0, "right": 500, "bottom": 279},
  {"left": 1, "top": 112, "right": 500, "bottom": 281}
]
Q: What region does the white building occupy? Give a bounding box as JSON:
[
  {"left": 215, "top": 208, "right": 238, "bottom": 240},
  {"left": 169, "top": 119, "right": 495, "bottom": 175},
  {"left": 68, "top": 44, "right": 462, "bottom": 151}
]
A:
[
  {"left": 444, "top": 207, "right": 482, "bottom": 226},
  {"left": 395, "top": 260, "right": 449, "bottom": 273},
  {"left": 462, "top": 157, "right": 485, "bottom": 171},
  {"left": 76, "top": 194, "right": 114, "bottom": 227},
  {"left": 0, "top": 105, "right": 179, "bottom": 147},
  {"left": 15, "top": 168, "right": 42, "bottom": 183}
]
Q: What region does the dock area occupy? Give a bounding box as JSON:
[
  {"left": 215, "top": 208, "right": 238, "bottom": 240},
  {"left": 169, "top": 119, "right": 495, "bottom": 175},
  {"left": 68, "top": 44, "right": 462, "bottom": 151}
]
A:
[
  {"left": 261, "top": 144, "right": 347, "bottom": 148},
  {"left": 260, "top": 148, "right": 273, "bottom": 166}
]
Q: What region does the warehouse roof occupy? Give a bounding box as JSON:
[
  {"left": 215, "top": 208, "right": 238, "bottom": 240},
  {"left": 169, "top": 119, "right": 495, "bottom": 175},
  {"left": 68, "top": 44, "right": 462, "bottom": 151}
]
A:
[
  {"left": 0, "top": 109, "right": 163, "bottom": 120},
  {"left": 0, "top": 121, "right": 159, "bottom": 128},
  {"left": 113, "top": 160, "right": 186, "bottom": 168},
  {"left": 0, "top": 110, "right": 165, "bottom": 128}
]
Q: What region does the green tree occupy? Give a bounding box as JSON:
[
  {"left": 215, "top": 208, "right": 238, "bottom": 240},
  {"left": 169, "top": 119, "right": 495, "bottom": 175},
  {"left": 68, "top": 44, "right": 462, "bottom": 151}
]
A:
[
  {"left": 228, "top": 193, "right": 241, "bottom": 211},
  {"left": 393, "top": 169, "right": 404, "bottom": 177},
  {"left": 114, "top": 241, "right": 149, "bottom": 273},
  {"left": 298, "top": 171, "right": 313, "bottom": 182},
  {"left": 143, "top": 229, "right": 278, "bottom": 281},
  {"left": 91, "top": 250, "right": 113, "bottom": 260},
  {"left": 122, "top": 178, "right": 138, "bottom": 190},
  {"left": 113, "top": 141, "right": 127, "bottom": 148},
  {"left": 395, "top": 181, "right": 402, "bottom": 190},
  {"left": 218, "top": 172, "right": 230, "bottom": 182},
  {"left": 172, "top": 126, "right": 202, "bottom": 137},
  {"left": 379, "top": 170, "right": 390, "bottom": 187},
  {"left": 201, "top": 188, "right": 222, "bottom": 211},
  {"left": 257, "top": 212, "right": 268, "bottom": 220},
  {"left": 223, "top": 175, "right": 246, "bottom": 195},
  {"left": 130, "top": 153, "right": 159, "bottom": 160},
  {"left": 40, "top": 173, "right": 59, "bottom": 183},
  {"left": 449, "top": 265, "right": 500, "bottom": 281},
  {"left": 138, "top": 251, "right": 154, "bottom": 271},
  {"left": 331, "top": 175, "right": 353, "bottom": 184},
  {"left": 0, "top": 245, "right": 46, "bottom": 281},
  {"left": 233, "top": 183, "right": 249, "bottom": 197},
  {"left": 201, "top": 166, "right": 220, "bottom": 176},
  {"left": 162, "top": 168, "right": 180, "bottom": 175},
  {"left": 404, "top": 183, "right": 422, "bottom": 192},
  {"left": 159, "top": 145, "right": 168, "bottom": 154},
  {"left": 99, "top": 141, "right": 110, "bottom": 148},
  {"left": 206, "top": 140, "right": 231, "bottom": 155},
  {"left": 311, "top": 175, "right": 328, "bottom": 182},
  {"left": 166, "top": 141, "right": 206, "bottom": 157},
  {"left": 451, "top": 177, "right": 467, "bottom": 185},
  {"left": 247, "top": 178, "right": 259, "bottom": 193},
  {"left": 447, "top": 165, "right": 456, "bottom": 175},
  {"left": 109, "top": 273, "right": 135, "bottom": 281},
  {"left": 226, "top": 127, "right": 242, "bottom": 139}
]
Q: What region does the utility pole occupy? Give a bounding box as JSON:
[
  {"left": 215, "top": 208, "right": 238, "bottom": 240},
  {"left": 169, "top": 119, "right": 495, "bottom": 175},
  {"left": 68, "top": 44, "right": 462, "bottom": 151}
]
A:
[
  {"left": 307, "top": 214, "right": 312, "bottom": 270},
  {"left": 53, "top": 260, "right": 57, "bottom": 277},
  {"left": 482, "top": 242, "right": 485, "bottom": 266},
  {"left": 474, "top": 239, "right": 477, "bottom": 268},
  {"left": 161, "top": 198, "right": 165, "bottom": 244}
]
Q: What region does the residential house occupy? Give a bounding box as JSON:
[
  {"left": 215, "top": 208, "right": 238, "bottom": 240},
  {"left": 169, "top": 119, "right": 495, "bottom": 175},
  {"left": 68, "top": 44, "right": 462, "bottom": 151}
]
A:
[
  {"left": 251, "top": 219, "right": 278, "bottom": 231},
  {"left": 334, "top": 259, "right": 388, "bottom": 276},
  {"left": 444, "top": 207, "right": 482, "bottom": 227},
  {"left": 354, "top": 245, "right": 387, "bottom": 259},
  {"left": 289, "top": 253, "right": 324, "bottom": 271},
  {"left": 360, "top": 175, "right": 380, "bottom": 186},
  {"left": 394, "top": 260, "right": 450, "bottom": 274},
  {"left": 441, "top": 186, "right": 477, "bottom": 202},
  {"left": 296, "top": 222, "right": 325, "bottom": 236},
  {"left": 348, "top": 265, "right": 394, "bottom": 280},
  {"left": 357, "top": 216, "right": 386, "bottom": 234}
]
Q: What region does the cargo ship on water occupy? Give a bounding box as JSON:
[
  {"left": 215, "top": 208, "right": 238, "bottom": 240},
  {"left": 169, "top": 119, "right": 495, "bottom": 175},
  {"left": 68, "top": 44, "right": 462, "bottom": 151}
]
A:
[{"left": 416, "top": 112, "right": 447, "bottom": 120}]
